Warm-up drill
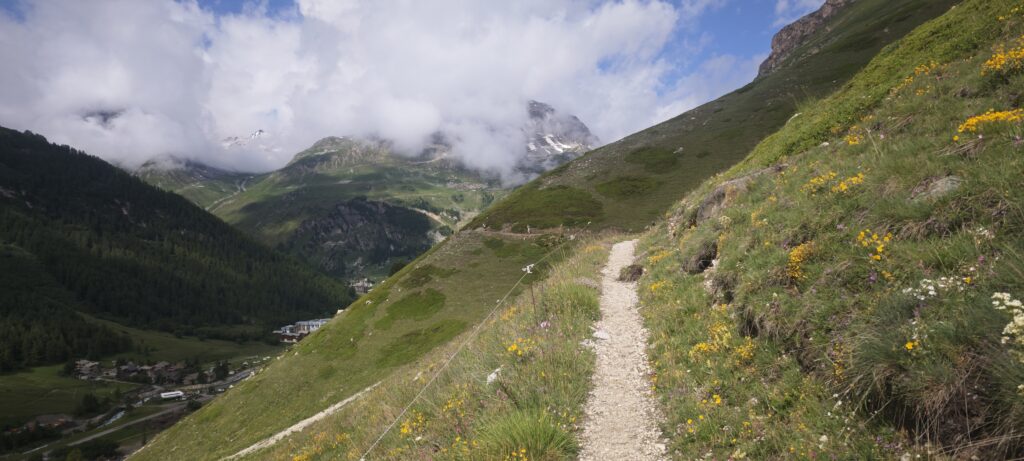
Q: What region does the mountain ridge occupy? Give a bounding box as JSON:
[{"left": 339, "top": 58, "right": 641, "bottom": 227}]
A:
[{"left": 138, "top": 100, "right": 597, "bottom": 281}]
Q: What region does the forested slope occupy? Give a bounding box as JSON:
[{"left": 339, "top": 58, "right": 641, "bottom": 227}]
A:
[{"left": 0, "top": 127, "right": 351, "bottom": 369}]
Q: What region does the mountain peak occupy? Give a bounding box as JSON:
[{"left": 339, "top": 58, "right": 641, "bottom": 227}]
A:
[
  {"left": 758, "top": 0, "right": 856, "bottom": 77},
  {"left": 521, "top": 100, "right": 599, "bottom": 175},
  {"left": 222, "top": 129, "right": 269, "bottom": 149}
]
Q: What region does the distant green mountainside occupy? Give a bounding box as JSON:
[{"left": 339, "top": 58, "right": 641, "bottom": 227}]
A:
[
  {"left": 139, "top": 101, "right": 597, "bottom": 282},
  {"left": 140, "top": 136, "right": 505, "bottom": 280},
  {"left": 473, "top": 0, "right": 961, "bottom": 232},
  {"left": 0, "top": 127, "right": 352, "bottom": 370},
  {"left": 135, "top": 156, "right": 254, "bottom": 211}
]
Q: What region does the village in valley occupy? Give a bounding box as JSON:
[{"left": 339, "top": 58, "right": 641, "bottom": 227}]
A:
[{"left": 3, "top": 313, "right": 340, "bottom": 460}]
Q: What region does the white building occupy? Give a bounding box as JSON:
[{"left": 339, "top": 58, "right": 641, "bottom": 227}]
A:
[{"left": 273, "top": 318, "right": 331, "bottom": 343}]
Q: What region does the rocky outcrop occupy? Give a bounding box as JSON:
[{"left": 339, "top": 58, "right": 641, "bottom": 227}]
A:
[
  {"left": 682, "top": 239, "right": 717, "bottom": 275},
  {"left": 911, "top": 175, "right": 962, "bottom": 201},
  {"left": 680, "top": 164, "right": 787, "bottom": 231},
  {"left": 758, "top": 0, "right": 856, "bottom": 77}
]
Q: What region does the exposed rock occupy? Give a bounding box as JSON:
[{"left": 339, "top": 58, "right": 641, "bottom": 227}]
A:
[
  {"left": 683, "top": 239, "right": 718, "bottom": 275},
  {"left": 618, "top": 264, "right": 644, "bottom": 282},
  {"left": 682, "top": 164, "right": 787, "bottom": 230},
  {"left": 592, "top": 329, "right": 611, "bottom": 341},
  {"left": 486, "top": 367, "right": 502, "bottom": 384},
  {"left": 759, "top": 0, "right": 856, "bottom": 77},
  {"left": 911, "top": 175, "right": 962, "bottom": 202}
]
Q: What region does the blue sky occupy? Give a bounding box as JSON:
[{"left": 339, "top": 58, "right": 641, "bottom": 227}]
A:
[
  {"left": 187, "top": 0, "right": 812, "bottom": 87},
  {"left": 0, "top": 0, "right": 823, "bottom": 173}
]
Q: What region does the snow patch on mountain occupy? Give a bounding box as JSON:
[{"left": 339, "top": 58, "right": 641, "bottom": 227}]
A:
[{"left": 519, "top": 100, "right": 599, "bottom": 175}]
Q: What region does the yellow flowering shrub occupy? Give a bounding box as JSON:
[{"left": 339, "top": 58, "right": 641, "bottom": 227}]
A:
[
  {"left": 957, "top": 109, "right": 1024, "bottom": 133},
  {"left": 857, "top": 229, "right": 892, "bottom": 262},
  {"left": 648, "top": 249, "right": 673, "bottom": 264},
  {"left": 399, "top": 410, "right": 427, "bottom": 437},
  {"left": 800, "top": 171, "right": 837, "bottom": 195},
  {"left": 830, "top": 172, "right": 865, "bottom": 194},
  {"left": 504, "top": 447, "right": 530, "bottom": 461},
  {"left": 982, "top": 35, "right": 1024, "bottom": 76},
  {"left": 891, "top": 61, "right": 939, "bottom": 94},
  {"left": 997, "top": 5, "right": 1024, "bottom": 22},
  {"left": 506, "top": 337, "right": 536, "bottom": 357},
  {"left": 734, "top": 337, "right": 756, "bottom": 363},
  {"left": 787, "top": 242, "right": 814, "bottom": 281},
  {"left": 649, "top": 280, "right": 670, "bottom": 293}
]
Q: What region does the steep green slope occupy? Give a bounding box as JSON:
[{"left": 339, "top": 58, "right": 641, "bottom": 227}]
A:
[
  {"left": 0, "top": 127, "right": 351, "bottom": 359},
  {"left": 473, "top": 0, "right": 960, "bottom": 233},
  {"left": 131, "top": 230, "right": 569, "bottom": 460},
  {"left": 223, "top": 238, "right": 616, "bottom": 461},
  {"left": 637, "top": 1, "right": 1024, "bottom": 457}
]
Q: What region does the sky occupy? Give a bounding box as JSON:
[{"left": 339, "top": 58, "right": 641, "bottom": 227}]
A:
[{"left": 0, "top": 0, "right": 824, "bottom": 176}]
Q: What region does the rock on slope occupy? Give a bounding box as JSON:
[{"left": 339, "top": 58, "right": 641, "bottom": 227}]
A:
[{"left": 758, "top": 0, "right": 856, "bottom": 76}]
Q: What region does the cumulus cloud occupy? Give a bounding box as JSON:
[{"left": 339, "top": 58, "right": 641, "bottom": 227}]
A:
[
  {"left": 0, "top": 0, "right": 753, "bottom": 177},
  {"left": 773, "top": 0, "right": 825, "bottom": 27}
]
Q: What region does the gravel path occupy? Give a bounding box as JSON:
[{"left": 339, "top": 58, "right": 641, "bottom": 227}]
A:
[{"left": 579, "top": 240, "right": 667, "bottom": 461}]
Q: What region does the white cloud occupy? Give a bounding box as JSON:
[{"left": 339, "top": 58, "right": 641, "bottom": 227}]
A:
[
  {"left": 773, "top": 0, "right": 825, "bottom": 27},
  {"left": 0, "top": 0, "right": 756, "bottom": 178}
]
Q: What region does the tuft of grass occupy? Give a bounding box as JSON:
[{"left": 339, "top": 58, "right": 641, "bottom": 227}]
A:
[{"left": 475, "top": 409, "right": 579, "bottom": 460}]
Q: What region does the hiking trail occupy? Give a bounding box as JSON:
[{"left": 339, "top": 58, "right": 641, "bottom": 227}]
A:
[{"left": 579, "top": 239, "right": 667, "bottom": 461}]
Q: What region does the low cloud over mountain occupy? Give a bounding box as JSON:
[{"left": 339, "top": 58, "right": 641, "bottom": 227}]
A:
[{"left": 0, "top": 0, "right": 763, "bottom": 176}]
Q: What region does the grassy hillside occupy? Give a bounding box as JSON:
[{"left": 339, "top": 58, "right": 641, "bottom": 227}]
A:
[
  {"left": 472, "top": 0, "right": 960, "bottom": 233},
  {"left": 227, "top": 238, "right": 616, "bottom": 461},
  {"left": 131, "top": 229, "right": 573, "bottom": 460},
  {"left": 637, "top": 0, "right": 1024, "bottom": 457}
]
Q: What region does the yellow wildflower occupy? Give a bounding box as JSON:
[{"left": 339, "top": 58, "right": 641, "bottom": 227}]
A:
[
  {"left": 957, "top": 109, "right": 1024, "bottom": 133},
  {"left": 787, "top": 242, "right": 814, "bottom": 281}
]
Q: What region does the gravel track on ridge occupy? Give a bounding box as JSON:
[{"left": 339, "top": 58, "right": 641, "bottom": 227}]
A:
[{"left": 579, "top": 239, "right": 666, "bottom": 461}]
